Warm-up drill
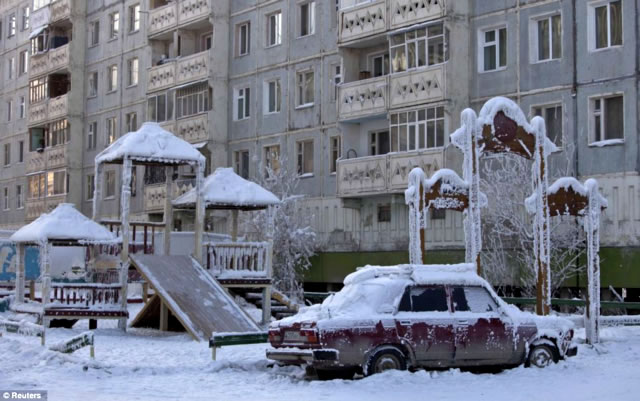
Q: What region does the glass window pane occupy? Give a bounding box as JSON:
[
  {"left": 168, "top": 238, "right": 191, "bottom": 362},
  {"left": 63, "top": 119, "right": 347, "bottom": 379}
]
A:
[
  {"left": 461, "top": 287, "right": 498, "bottom": 313},
  {"left": 427, "top": 121, "right": 435, "bottom": 148},
  {"left": 484, "top": 44, "right": 496, "bottom": 71},
  {"left": 605, "top": 96, "right": 623, "bottom": 139},
  {"left": 399, "top": 126, "right": 407, "bottom": 151},
  {"left": 609, "top": 1, "right": 622, "bottom": 46},
  {"left": 418, "top": 39, "right": 426, "bottom": 66},
  {"left": 408, "top": 125, "right": 416, "bottom": 150},
  {"left": 436, "top": 119, "right": 444, "bottom": 147},
  {"left": 595, "top": 6, "right": 608, "bottom": 49},
  {"left": 538, "top": 19, "right": 549, "bottom": 61},
  {"left": 418, "top": 124, "right": 425, "bottom": 149},
  {"left": 485, "top": 30, "right": 495, "bottom": 43},
  {"left": 391, "top": 47, "right": 407, "bottom": 72},
  {"left": 379, "top": 131, "right": 390, "bottom": 154},
  {"left": 391, "top": 127, "right": 398, "bottom": 152},
  {"left": 428, "top": 24, "right": 442, "bottom": 36},
  {"left": 407, "top": 42, "right": 416, "bottom": 69},
  {"left": 498, "top": 28, "right": 507, "bottom": 67},
  {"left": 552, "top": 15, "right": 562, "bottom": 58},
  {"left": 410, "top": 286, "right": 448, "bottom": 312},
  {"left": 428, "top": 35, "right": 443, "bottom": 65}
]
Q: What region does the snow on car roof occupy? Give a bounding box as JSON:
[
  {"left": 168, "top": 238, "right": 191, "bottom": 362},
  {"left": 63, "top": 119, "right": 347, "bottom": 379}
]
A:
[{"left": 344, "top": 263, "right": 486, "bottom": 287}]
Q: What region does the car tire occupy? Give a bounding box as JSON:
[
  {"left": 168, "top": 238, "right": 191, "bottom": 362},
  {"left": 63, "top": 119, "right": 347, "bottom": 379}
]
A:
[
  {"left": 526, "top": 344, "right": 559, "bottom": 368},
  {"left": 315, "top": 368, "right": 356, "bottom": 381},
  {"left": 365, "top": 347, "right": 407, "bottom": 376}
]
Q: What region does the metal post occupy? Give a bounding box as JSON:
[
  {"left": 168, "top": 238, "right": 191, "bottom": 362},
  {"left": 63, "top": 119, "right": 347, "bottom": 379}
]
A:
[
  {"left": 532, "top": 118, "right": 551, "bottom": 316},
  {"left": 460, "top": 109, "right": 482, "bottom": 275},
  {"left": 92, "top": 163, "right": 104, "bottom": 221},
  {"left": 194, "top": 161, "right": 205, "bottom": 264},
  {"left": 15, "top": 243, "right": 25, "bottom": 303},
  {"left": 118, "top": 158, "right": 133, "bottom": 330},
  {"left": 163, "top": 165, "right": 174, "bottom": 256}
]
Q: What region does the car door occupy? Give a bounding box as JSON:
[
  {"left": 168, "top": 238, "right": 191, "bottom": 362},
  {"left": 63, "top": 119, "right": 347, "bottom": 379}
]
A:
[
  {"left": 451, "top": 286, "right": 515, "bottom": 365},
  {"left": 395, "top": 285, "right": 455, "bottom": 367}
]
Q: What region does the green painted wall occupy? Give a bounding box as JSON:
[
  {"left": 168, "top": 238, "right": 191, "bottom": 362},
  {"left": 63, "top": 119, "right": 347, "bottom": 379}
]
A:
[{"left": 306, "top": 247, "right": 640, "bottom": 288}]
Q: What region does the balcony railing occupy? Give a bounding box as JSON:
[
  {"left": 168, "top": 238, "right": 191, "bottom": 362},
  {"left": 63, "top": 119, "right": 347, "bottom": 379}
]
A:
[
  {"left": 148, "top": 0, "right": 209, "bottom": 36},
  {"left": 338, "top": 0, "right": 445, "bottom": 44},
  {"left": 26, "top": 151, "right": 45, "bottom": 175},
  {"left": 47, "top": 145, "right": 67, "bottom": 169},
  {"left": 205, "top": 242, "right": 272, "bottom": 279},
  {"left": 49, "top": 44, "right": 70, "bottom": 72},
  {"left": 28, "top": 94, "right": 69, "bottom": 126},
  {"left": 147, "top": 51, "right": 209, "bottom": 92},
  {"left": 336, "top": 149, "right": 444, "bottom": 197},
  {"left": 26, "top": 144, "right": 68, "bottom": 174},
  {"left": 337, "top": 65, "right": 444, "bottom": 121},
  {"left": 176, "top": 113, "right": 208, "bottom": 143},
  {"left": 25, "top": 195, "right": 67, "bottom": 221},
  {"left": 48, "top": 94, "right": 68, "bottom": 120},
  {"left": 48, "top": 283, "right": 123, "bottom": 310},
  {"left": 143, "top": 179, "right": 196, "bottom": 212},
  {"left": 50, "top": 0, "right": 71, "bottom": 23}
]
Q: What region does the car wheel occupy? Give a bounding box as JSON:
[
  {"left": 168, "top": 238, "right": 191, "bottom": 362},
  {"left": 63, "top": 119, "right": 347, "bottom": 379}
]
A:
[
  {"left": 315, "top": 368, "right": 356, "bottom": 381},
  {"left": 527, "top": 344, "right": 559, "bottom": 368},
  {"left": 366, "top": 347, "right": 407, "bottom": 376}
]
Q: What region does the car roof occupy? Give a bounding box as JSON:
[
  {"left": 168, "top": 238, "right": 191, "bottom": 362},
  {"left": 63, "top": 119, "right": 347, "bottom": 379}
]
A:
[{"left": 344, "top": 263, "right": 488, "bottom": 288}]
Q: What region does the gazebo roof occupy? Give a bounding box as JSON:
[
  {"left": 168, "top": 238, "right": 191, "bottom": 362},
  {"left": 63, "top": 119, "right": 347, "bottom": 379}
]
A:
[
  {"left": 95, "top": 122, "right": 205, "bottom": 166},
  {"left": 10, "top": 203, "right": 118, "bottom": 245},
  {"left": 173, "top": 168, "right": 280, "bottom": 210}
]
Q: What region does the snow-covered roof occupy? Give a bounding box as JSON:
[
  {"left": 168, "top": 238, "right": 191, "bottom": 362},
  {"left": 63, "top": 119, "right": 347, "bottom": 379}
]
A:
[
  {"left": 525, "top": 177, "right": 608, "bottom": 215},
  {"left": 95, "top": 122, "right": 205, "bottom": 166},
  {"left": 344, "top": 263, "right": 485, "bottom": 287},
  {"left": 173, "top": 168, "right": 280, "bottom": 210},
  {"left": 10, "top": 203, "right": 118, "bottom": 244}
]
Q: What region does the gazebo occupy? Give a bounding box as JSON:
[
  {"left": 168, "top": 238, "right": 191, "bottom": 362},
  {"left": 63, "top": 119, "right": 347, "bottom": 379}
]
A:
[
  {"left": 93, "top": 122, "right": 206, "bottom": 329},
  {"left": 173, "top": 167, "right": 280, "bottom": 323},
  {"left": 10, "top": 203, "right": 124, "bottom": 336}
]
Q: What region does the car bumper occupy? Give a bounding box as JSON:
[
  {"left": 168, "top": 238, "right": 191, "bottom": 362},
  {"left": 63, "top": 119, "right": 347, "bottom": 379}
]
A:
[
  {"left": 266, "top": 347, "right": 340, "bottom": 366},
  {"left": 565, "top": 345, "right": 578, "bottom": 358}
]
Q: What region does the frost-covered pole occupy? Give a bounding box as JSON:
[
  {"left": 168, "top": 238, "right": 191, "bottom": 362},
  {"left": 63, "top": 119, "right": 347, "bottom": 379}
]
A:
[
  {"left": 460, "top": 109, "right": 482, "bottom": 275},
  {"left": 118, "top": 157, "right": 133, "bottom": 330},
  {"left": 15, "top": 243, "right": 25, "bottom": 303},
  {"left": 163, "top": 165, "right": 174, "bottom": 256},
  {"left": 531, "top": 117, "right": 551, "bottom": 315},
  {"left": 92, "top": 163, "right": 104, "bottom": 221},
  {"left": 193, "top": 161, "right": 205, "bottom": 264},
  {"left": 405, "top": 167, "right": 425, "bottom": 264},
  {"left": 262, "top": 205, "right": 275, "bottom": 324},
  {"left": 584, "top": 179, "right": 603, "bottom": 344},
  {"left": 41, "top": 241, "right": 51, "bottom": 307}
]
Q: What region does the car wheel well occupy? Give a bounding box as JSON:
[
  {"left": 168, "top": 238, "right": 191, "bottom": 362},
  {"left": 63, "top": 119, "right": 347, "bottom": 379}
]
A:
[
  {"left": 364, "top": 344, "right": 409, "bottom": 376},
  {"left": 526, "top": 337, "right": 560, "bottom": 367}
]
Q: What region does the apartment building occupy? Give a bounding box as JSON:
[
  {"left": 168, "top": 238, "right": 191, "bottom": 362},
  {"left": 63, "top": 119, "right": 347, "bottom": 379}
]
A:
[{"left": 0, "top": 0, "right": 637, "bottom": 292}]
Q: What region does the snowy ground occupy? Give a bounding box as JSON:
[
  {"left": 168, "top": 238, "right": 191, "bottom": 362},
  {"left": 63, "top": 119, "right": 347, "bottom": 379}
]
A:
[{"left": 1, "top": 306, "right": 639, "bottom": 401}]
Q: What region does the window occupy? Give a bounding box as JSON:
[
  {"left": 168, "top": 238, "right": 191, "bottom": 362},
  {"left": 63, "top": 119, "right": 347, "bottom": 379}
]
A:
[
  {"left": 264, "top": 145, "right": 280, "bottom": 176},
  {"left": 8, "top": 14, "right": 16, "bottom": 37},
  {"left": 431, "top": 208, "right": 446, "bottom": 220},
  {"left": 34, "top": 0, "right": 51, "bottom": 11},
  {"left": 330, "top": 136, "right": 341, "bottom": 173},
  {"left": 398, "top": 286, "right": 448, "bottom": 312},
  {"left": 201, "top": 33, "right": 213, "bottom": 50},
  {"left": 16, "top": 185, "right": 23, "bottom": 209},
  {"left": 125, "top": 112, "right": 137, "bottom": 132},
  {"left": 377, "top": 204, "right": 391, "bottom": 223},
  {"left": 591, "top": 0, "right": 622, "bottom": 49},
  {"left": 87, "top": 121, "right": 97, "bottom": 150},
  {"left": 332, "top": 64, "right": 342, "bottom": 102},
  {"left": 234, "top": 150, "right": 250, "bottom": 179},
  {"left": 590, "top": 95, "right": 623, "bottom": 143},
  {"left": 265, "top": 79, "right": 281, "bottom": 114},
  {"left": 371, "top": 53, "right": 390, "bottom": 77},
  {"left": 296, "top": 139, "right": 314, "bottom": 175},
  {"left": 6, "top": 100, "right": 12, "bottom": 122},
  {"left": 267, "top": 11, "right": 282, "bottom": 47},
  {"left": 299, "top": 1, "right": 316, "bottom": 37},
  {"left": 28, "top": 173, "right": 46, "bottom": 199},
  {"left": 127, "top": 57, "right": 139, "bottom": 86},
  {"left": 88, "top": 71, "right": 98, "bottom": 97},
  {"left": 534, "top": 15, "right": 561, "bottom": 61},
  {"left": 480, "top": 26, "right": 507, "bottom": 71},
  {"left": 451, "top": 287, "right": 498, "bottom": 313},
  {"left": 176, "top": 83, "right": 211, "bottom": 118},
  {"left": 104, "top": 170, "right": 116, "bottom": 198},
  {"left": 19, "top": 97, "right": 25, "bottom": 119},
  {"left": 533, "top": 104, "right": 563, "bottom": 146},
  {"left": 147, "top": 92, "right": 173, "bottom": 122},
  {"left": 107, "top": 65, "right": 118, "bottom": 92},
  {"left": 129, "top": 4, "right": 140, "bottom": 33},
  {"left": 7, "top": 57, "right": 14, "bottom": 79},
  {"left": 29, "top": 128, "right": 46, "bottom": 152},
  {"left": 48, "top": 119, "right": 68, "bottom": 147},
  {"left": 109, "top": 12, "right": 120, "bottom": 39},
  {"left": 235, "top": 87, "right": 250, "bottom": 120},
  {"left": 296, "top": 70, "right": 314, "bottom": 107},
  {"left": 18, "top": 141, "right": 24, "bottom": 163},
  {"left": 90, "top": 20, "right": 100, "bottom": 46},
  {"left": 3, "top": 188, "right": 9, "bottom": 210},
  {"left": 237, "top": 22, "right": 250, "bottom": 56},
  {"left": 30, "top": 78, "right": 48, "bottom": 104},
  {"left": 19, "top": 50, "right": 28, "bottom": 75},
  {"left": 22, "top": 7, "right": 30, "bottom": 31},
  {"left": 31, "top": 27, "right": 48, "bottom": 54},
  {"left": 369, "top": 131, "right": 390, "bottom": 155},
  {"left": 106, "top": 117, "right": 117, "bottom": 145},
  {"left": 86, "top": 174, "right": 95, "bottom": 200},
  {"left": 4, "top": 144, "right": 10, "bottom": 166},
  {"left": 390, "top": 23, "right": 445, "bottom": 73},
  {"left": 390, "top": 106, "right": 445, "bottom": 152},
  {"left": 47, "top": 170, "right": 66, "bottom": 196}
]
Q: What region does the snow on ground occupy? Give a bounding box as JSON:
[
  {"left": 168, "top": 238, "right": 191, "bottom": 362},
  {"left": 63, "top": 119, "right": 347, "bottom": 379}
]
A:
[{"left": 1, "top": 305, "right": 639, "bottom": 401}]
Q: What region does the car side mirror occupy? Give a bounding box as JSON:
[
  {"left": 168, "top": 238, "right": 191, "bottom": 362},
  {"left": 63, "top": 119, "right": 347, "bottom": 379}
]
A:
[{"left": 377, "top": 304, "right": 394, "bottom": 314}]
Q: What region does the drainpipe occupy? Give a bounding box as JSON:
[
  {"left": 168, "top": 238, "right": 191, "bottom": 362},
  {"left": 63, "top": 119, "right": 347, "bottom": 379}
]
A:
[{"left": 571, "top": 0, "right": 578, "bottom": 177}]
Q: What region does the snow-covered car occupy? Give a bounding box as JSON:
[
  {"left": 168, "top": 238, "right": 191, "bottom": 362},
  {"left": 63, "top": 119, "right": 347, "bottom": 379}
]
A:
[{"left": 266, "top": 263, "right": 577, "bottom": 379}]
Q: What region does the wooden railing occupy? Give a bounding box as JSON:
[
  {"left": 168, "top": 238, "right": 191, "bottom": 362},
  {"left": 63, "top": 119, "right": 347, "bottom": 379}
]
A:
[
  {"left": 101, "top": 220, "right": 166, "bottom": 255},
  {"left": 205, "top": 242, "right": 272, "bottom": 278},
  {"left": 48, "top": 283, "right": 122, "bottom": 309}
]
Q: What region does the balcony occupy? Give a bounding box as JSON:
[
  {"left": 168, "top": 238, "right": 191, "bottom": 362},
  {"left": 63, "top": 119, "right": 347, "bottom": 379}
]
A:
[
  {"left": 28, "top": 94, "right": 69, "bottom": 126},
  {"left": 26, "top": 151, "right": 45, "bottom": 175},
  {"left": 148, "top": 0, "right": 210, "bottom": 37},
  {"left": 147, "top": 62, "right": 176, "bottom": 92},
  {"left": 338, "top": 65, "right": 444, "bottom": 121},
  {"left": 31, "top": 44, "right": 71, "bottom": 77},
  {"left": 338, "top": 0, "right": 445, "bottom": 45},
  {"left": 26, "top": 144, "right": 68, "bottom": 174},
  {"left": 25, "top": 195, "right": 67, "bottom": 221},
  {"left": 176, "top": 114, "right": 208, "bottom": 143},
  {"left": 50, "top": 0, "right": 71, "bottom": 23},
  {"left": 147, "top": 51, "right": 209, "bottom": 92},
  {"left": 336, "top": 149, "right": 444, "bottom": 197},
  {"left": 143, "top": 179, "right": 196, "bottom": 212}
]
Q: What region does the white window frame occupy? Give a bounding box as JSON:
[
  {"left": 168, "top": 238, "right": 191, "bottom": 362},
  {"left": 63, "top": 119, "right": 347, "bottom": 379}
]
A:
[
  {"left": 107, "top": 65, "right": 118, "bottom": 93},
  {"left": 299, "top": 1, "right": 316, "bottom": 38},
  {"left": 369, "top": 51, "right": 390, "bottom": 77},
  {"left": 129, "top": 4, "right": 140, "bottom": 33},
  {"left": 234, "top": 150, "right": 250, "bottom": 179},
  {"left": 296, "top": 139, "right": 314, "bottom": 177},
  {"left": 88, "top": 71, "right": 98, "bottom": 97},
  {"left": 530, "top": 13, "right": 562, "bottom": 63},
  {"left": 588, "top": 0, "right": 623, "bottom": 51},
  {"left": 237, "top": 22, "right": 250, "bottom": 56},
  {"left": 127, "top": 57, "right": 139, "bottom": 87},
  {"left": 106, "top": 117, "right": 117, "bottom": 145},
  {"left": 8, "top": 13, "right": 16, "bottom": 37},
  {"left": 332, "top": 62, "right": 342, "bottom": 102},
  {"left": 4, "top": 143, "right": 10, "bottom": 166},
  {"left": 266, "top": 11, "right": 282, "bottom": 47},
  {"left": 8, "top": 57, "right": 14, "bottom": 80},
  {"left": 19, "top": 50, "right": 28, "bottom": 75},
  {"left": 234, "top": 87, "right": 251, "bottom": 120},
  {"left": 389, "top": 23, "right": 446, "bottom": 74},
  {"left": 46, "top": 169, "right": 67, "bottom": 197},
  {"left": 19, "top": 96, "right": 25, "bottom": 119},
  {"left": 22, "top": 7, "right": 30, "bottom": 31},
  {"left": 126, "top": 112, "right": 137, "bottom": 132},
  {"left": 90, "top": 20, "right": 100, "bottom": 46},
  {"left": 86, "top": 174, "right": 95, "bottom": 201},
  {"left": 16, "top": 184, "right": 23, "bottom": 209},
  {"left": 104, "top": 170, "right": 116, "bottom": 199},
  {"left": 530, "top": 102, "right": 564, "bottom": 148},
  {"left": 109, "top": 12, "right": 120, "bottom": 40},
  {"left": 87, "top": 121, "right": 97, "bottom": 150},
  {"left": 3, "top": 187, "right": 9, "bottom": 211},
  {"left": 588, "top": 93, "right": 624, "bottom": 145},
  {"left": 296, "top": 69, "right": 315, "bottom": 108},
  {"left": 264, "top": 79, "right": 281, "bottom": 115},
  {"left": 6, "top": 100, "right": 12, "bottom": 122},
  {"left": 329, "top": 135, "right": 341, "bottom": 174},
  {"left": 478, "top": 25, "right": 507, "bottom": 72}
]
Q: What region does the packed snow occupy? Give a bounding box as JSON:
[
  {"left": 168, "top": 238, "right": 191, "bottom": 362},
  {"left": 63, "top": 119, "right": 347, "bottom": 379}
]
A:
[
  {"left": 173, "top": 168, "right": 280, "bottom": 209},
  {"left": 10, "top": 204, "right": 118, "bottom": 244}
]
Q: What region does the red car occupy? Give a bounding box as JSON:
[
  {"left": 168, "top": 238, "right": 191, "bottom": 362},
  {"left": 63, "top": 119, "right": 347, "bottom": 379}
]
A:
[{"left": 267, "top": 264, "right": 577, "bottom": 379}]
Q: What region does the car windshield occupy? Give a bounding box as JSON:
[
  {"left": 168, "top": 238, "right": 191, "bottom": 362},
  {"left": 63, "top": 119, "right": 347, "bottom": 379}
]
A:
[{"left": 321, "top": 276, "right": 409, "bottom": 318}]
